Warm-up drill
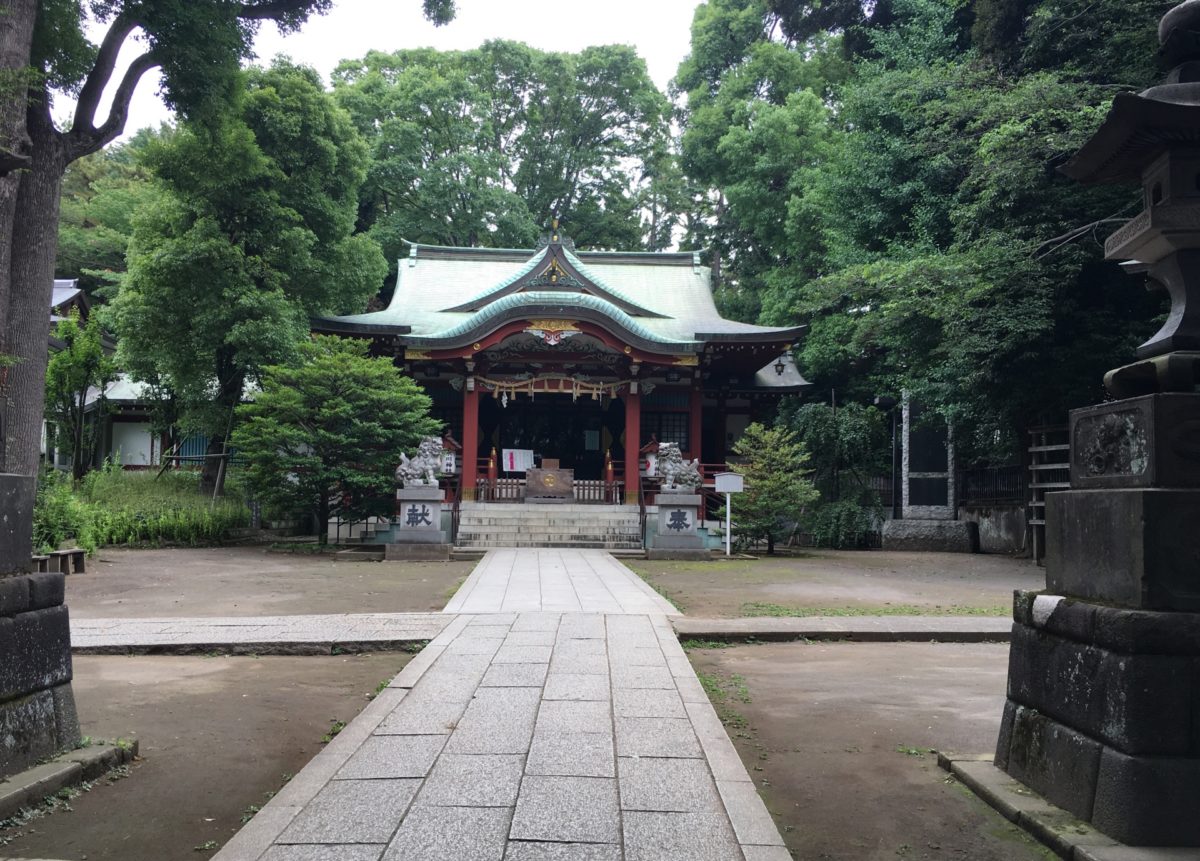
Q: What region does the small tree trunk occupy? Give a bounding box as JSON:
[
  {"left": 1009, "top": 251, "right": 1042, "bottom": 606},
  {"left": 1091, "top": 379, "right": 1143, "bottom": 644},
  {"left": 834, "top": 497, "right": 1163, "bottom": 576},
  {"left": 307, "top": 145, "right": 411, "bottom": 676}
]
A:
[
  {"left": 766, "top": 533, "right": 775, "bottom": 556},
  {"left": 199, "top": 370, "right": 243, "bottom": 495},
  {"left": 317, "top": 492, "right": 330, "bottom": 546}
]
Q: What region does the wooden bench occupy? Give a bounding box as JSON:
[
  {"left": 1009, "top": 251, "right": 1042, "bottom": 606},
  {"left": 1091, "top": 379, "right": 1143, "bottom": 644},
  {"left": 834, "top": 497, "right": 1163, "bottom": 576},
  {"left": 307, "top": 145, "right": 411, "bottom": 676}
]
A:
[
  {"left": 31, "top": 554, "right": 50, "bottom": 572},
  {"left": 47, "top": 548, "right": 85, "bottom": 575}
]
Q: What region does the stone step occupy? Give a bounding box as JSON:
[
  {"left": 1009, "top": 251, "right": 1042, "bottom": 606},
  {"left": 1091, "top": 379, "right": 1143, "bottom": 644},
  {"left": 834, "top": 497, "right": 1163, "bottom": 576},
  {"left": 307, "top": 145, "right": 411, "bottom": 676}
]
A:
[
  {"left": 455, "top": 540, "right": 645, "bottom": 549},
  {"left": 460, "top": 503, "right": 636, "bottom": 513},
  {"left": 457, "top": 520, "right": 640, "bottom": 530},
  {"left": 457, "top": 532, "right": 642, "bottom": 543}
]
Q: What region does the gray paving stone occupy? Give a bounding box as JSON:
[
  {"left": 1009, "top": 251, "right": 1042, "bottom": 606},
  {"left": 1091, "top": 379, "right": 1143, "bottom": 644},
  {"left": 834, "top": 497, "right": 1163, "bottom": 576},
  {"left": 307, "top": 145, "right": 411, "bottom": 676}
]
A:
[
  {"left": 505, "top": 630, "right": 557, "bottom": 646},
  {"left": 613, "top": 688, "right": 686, "bottom": 719},
  {"left": 526, "top": 731, "right": 615, "bottom": 778},
  {"left": 554, "top": 639, "right": 607, "bottom": 658},
  {"left": 611, "top": 665, "right": 675, "bottom": 690},
  {"left": 464, "top": 626, "right": 515, "bottom": 640},
  {"left": 619, "top": 757, "right": 723, "bottom": 813},
  {"left": 510, "top": 776, "right": 620, "bottom": 844},
  {"left": 417, "top": 753, "right": 525, "bottom": 807},
  {"left": 556, "top": 616, "right": 607, "bottom": 640},
  {"left": 673, "top": 673, "right": 709, "bottom": 703},
  {"left": 511, "top": 613, "right": 562, "bottom": 632},
  {"left": 608, "top": 646, "right": 667, "bottom": 668},
  {"left": 277, "top": 779, "right": 419, "bottom": 844},
  {"left": 381, "top": 804, "right": 510, "bottom": 861},
  {"left": 503, "top": 843, "right": 620, "bottom": 861},
  {"left": 622, "top": 810, "right": 742, "bottom": 861},
  {"left": 548, "top": 655, "right": 609, "bottom": 675},
  {"left": 686, "top": 701, "right": 753, "bottom": 783},
  {"left": 741, "top": 846, "right": 794, "bottom": 861},
  {"left": 616, "top": 717, "right": 703, "bottom": 759},
  {"left": 468, "top": 615, "right": 517, "bottom": 627},
  {"left": 480, "top": 663, "right": 549, "bottom": 687},
  {"left": 493, "top": 644, "right": 555, "bottom": 664},
  {"left": 446, "top": 636, "right": 505, "bottom": 656},
  {"left": 334, "top": 735, "right": 446, "bottom": 779},
  {"left": 377, "top": 694, "right": 467, "bottom": 735},
  {"left": 261, "top": 847, "right": 383, "bottom": 861},
  {"left": 717, "top": 779, "right": 785, "bottom": 846},
  {"left": 445, "top": 687, "right": 540, "bottom": 754},
  {"left": 536, "top": 700, "right": 612, "bottom": 735},
  {"left": 542, "top": 673, "right": 610, "bottom": 701}
]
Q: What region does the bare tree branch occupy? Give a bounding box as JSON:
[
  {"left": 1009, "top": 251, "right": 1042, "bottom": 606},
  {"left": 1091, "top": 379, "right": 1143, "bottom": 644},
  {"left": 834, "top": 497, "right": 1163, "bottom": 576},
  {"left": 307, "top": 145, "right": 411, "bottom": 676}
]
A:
[
  {"left": 237, "top": 0, "right": 323, "bottom": 20},
  {"left": 70, "top": 52, "right": 159, "bottom": 160},
  {"left": 73, "top": 13, "right": 142, "bottom": 134},
  {"left": 0, "top": 146, "right": 31, "bottom": 176}
]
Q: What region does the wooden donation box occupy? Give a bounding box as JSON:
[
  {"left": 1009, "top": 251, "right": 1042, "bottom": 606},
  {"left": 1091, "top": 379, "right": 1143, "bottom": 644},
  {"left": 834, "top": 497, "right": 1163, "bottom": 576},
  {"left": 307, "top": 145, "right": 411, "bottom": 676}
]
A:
[{"left": 526, "top": 468, "right": 574, "bottom": 503}]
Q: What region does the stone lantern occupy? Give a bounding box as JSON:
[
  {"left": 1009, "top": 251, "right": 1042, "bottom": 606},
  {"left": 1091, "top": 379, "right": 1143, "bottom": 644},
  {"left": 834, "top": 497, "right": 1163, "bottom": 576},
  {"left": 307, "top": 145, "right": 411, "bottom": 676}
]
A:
[{"left": 993, "top": 2, "right": 1200, "bottom": 846}]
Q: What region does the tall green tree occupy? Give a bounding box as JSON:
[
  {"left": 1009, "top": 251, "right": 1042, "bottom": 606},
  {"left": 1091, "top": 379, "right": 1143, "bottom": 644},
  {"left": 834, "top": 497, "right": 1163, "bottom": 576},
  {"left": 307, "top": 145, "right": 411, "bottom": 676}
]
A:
[
  {"left": 331, "top": 40, "right": 674, "bottom": 278},
  {"left": 114, "top": 60, "right": 387, "bottom": 491},
  {"left": 233, "top": 336, "right": 438, "bottom": 542},
  {"left": 45, "top": 309, "right": 116, "bottom": 480},
  {"left": 56, "top": 129, "right": 158, "bottom": 298},
  {"left": 727, "top": 422, "right": 818, "bottom": 554}
]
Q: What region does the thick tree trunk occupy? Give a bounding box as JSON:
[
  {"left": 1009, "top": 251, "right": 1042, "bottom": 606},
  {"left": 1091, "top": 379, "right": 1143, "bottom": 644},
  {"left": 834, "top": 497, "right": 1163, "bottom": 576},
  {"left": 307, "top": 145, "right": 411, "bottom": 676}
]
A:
[
  {"left": 0, "top": 0, "right": 38, "bottom": 467},
  {"left": 5, "top": 98, "right": 66, "bottom": 477}
]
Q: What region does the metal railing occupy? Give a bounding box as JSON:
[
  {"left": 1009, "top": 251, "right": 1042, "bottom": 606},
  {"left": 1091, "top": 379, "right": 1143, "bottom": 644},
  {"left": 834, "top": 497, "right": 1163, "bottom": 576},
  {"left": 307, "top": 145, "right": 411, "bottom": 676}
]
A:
[{"left": 475, "top": 476, "right": 624, "bottom": 504}]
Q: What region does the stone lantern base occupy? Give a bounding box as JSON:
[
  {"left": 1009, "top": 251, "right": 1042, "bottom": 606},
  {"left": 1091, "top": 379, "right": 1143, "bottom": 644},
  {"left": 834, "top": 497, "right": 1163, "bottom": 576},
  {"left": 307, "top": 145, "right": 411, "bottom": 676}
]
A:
[{"left": 995, "top": 393, "right": 1200, "bottom": 846}]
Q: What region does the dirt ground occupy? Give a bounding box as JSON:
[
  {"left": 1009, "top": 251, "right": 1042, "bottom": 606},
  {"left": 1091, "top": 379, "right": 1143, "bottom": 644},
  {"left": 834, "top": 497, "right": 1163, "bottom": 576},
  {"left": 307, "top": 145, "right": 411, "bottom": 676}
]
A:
[
  {"left": 1, "top": 653, "right": 412, "bottom": 861},
  {"left": 627, "top": 550, "right": 1043, "bottom": 617},
  {"left": 66, "top": 547, "right": 476, "bottom": 618},
  {"left": 689, "top": 641, "right": 1054, "bottom": 861}
]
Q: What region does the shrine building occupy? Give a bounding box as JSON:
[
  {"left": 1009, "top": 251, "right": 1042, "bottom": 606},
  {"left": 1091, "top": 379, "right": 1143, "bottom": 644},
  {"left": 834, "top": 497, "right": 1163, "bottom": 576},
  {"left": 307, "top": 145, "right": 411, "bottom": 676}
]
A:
[{"left": 313, "top": 226, "right": 808, "bottom": 503}]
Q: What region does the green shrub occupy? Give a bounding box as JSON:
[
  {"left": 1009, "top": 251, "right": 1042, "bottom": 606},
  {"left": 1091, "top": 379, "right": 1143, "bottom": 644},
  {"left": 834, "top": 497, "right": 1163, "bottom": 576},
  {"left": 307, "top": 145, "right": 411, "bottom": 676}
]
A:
[
  {"left": 804, "top": 499, "right": 882, "bottom": 549},
  {"left": 32, "top": 464, "right": 251, "bottom": 553}
]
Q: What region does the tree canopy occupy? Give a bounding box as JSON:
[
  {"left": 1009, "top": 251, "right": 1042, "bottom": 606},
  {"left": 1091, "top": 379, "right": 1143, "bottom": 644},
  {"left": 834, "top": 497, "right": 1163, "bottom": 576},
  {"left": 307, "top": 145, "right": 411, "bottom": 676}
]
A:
[
  {"left": 676, "top": 0, "right": 1172, "bottom": 461},
  {"left": 331, "top": 41, "right": 676, "bottom": 284},
  {"left": 232, "top": 335, "right": 439, "bottom": 540},
  {"left": 113, "top": 59, "right": 386, "bottom": 487}
]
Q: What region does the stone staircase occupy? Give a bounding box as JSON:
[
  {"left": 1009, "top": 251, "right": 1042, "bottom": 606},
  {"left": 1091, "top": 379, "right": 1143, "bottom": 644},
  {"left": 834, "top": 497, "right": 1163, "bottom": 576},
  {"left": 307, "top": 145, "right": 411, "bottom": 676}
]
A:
[{"left": 455, "top": 502, "right": 644, "bottom": 550}]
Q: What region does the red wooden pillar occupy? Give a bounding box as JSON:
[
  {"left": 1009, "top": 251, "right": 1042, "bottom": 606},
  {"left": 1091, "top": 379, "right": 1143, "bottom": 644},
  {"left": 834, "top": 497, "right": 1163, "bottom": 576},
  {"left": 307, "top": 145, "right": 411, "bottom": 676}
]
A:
[
  {"left": 688, "top": 386, "right": 703, "bottom": 462},
  {"left": 462, "top": 381, "right": 480, "bottom": 501},
  {"left": 624, "top": 383, "right": 641, "bottom": 505}
]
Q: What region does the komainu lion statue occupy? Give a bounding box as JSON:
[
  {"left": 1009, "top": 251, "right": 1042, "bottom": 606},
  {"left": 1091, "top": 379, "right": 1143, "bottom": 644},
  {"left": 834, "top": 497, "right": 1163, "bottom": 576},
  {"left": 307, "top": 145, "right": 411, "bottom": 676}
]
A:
[
  {"left": 657, "top": 442, "right": 702, "bottom": 490},
  {"left": 396, "top": 436, "right": 443, "bottom": 487}
]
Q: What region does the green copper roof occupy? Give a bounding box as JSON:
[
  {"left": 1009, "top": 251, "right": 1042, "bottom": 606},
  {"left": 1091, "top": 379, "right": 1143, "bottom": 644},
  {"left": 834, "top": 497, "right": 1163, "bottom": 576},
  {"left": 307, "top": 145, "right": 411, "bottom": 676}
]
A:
[{"left": 411, "top": 291, "right": 697, "bottom": 348}]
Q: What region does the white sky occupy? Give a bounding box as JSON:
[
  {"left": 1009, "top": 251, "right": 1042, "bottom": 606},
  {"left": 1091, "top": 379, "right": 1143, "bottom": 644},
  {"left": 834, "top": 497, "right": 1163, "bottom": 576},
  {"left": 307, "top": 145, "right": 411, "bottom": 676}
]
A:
[{"left": 82, "top": 0, "right": 703, "bottom": 141}]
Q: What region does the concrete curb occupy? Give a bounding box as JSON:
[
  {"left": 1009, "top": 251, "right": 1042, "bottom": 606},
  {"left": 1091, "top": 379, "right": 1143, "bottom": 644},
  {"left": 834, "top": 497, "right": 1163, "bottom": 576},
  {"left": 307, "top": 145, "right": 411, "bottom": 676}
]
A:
[
  {"left": 939, "top": 754, "right": 1197, "bottom": 860},
  {"left": 72, "top": 640, "right": 430, "bottom": 657},
  {"left": 673, "top": 616, "right": 1013, "bottom": 644},
  {"left": 0, "top": 741, "right": 138, "bottom": 822}
]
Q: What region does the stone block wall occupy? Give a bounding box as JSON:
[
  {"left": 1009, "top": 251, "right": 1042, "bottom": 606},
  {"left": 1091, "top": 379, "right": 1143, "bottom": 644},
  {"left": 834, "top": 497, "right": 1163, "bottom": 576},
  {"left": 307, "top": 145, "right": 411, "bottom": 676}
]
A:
[{"left": 0, "top": 571, "right": 80, "bottom": 778}]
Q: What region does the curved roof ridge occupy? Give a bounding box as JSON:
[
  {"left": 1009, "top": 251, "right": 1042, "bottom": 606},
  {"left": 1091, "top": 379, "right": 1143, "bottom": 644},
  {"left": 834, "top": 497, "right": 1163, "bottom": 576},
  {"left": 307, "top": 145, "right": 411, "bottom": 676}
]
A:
[
  {"left": 561, "top": 249, "right": 663, "bottom": 317},
  {"left": 426, "top": 291, "right": 697, "bottom": 346},
  {"left": 432, "top": 247, "right": 550, "bottom": 312}
]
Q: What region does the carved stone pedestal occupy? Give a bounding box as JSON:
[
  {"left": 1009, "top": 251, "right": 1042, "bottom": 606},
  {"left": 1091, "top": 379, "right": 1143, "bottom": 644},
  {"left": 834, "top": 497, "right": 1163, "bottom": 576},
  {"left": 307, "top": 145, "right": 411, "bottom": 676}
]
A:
[
  {"left": 648, "top": 492, "right": 708, "bottom": 561},
  {"left": 387, "top": 485, "right": 449, "bottom": 560},
  {"left": 995, "top": 394, "right": 1200, "bottom": 845}
]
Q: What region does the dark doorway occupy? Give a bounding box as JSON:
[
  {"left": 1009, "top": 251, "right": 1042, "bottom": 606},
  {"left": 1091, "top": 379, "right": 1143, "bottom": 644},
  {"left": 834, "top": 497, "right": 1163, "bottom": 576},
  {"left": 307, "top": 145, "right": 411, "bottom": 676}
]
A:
[{"left": 478, "top": 394, "right": 624, "bottom": 479}]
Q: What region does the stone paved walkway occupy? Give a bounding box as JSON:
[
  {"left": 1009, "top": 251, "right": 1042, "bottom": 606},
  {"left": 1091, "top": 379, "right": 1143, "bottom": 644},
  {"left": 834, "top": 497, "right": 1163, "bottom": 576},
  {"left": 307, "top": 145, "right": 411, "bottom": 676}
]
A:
[
  {"left": 443, "top": 549, "right": 677, "bottom": 615},
  {"left": 213, "top": 550, "right": 789, "bottom": 861}
]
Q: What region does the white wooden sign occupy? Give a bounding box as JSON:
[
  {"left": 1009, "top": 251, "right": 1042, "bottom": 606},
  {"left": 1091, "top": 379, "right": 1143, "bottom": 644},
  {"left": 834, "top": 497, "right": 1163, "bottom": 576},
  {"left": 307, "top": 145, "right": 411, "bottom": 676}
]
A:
[{"left": 715, "top": 472, "right": 744, "bottom": 493}]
